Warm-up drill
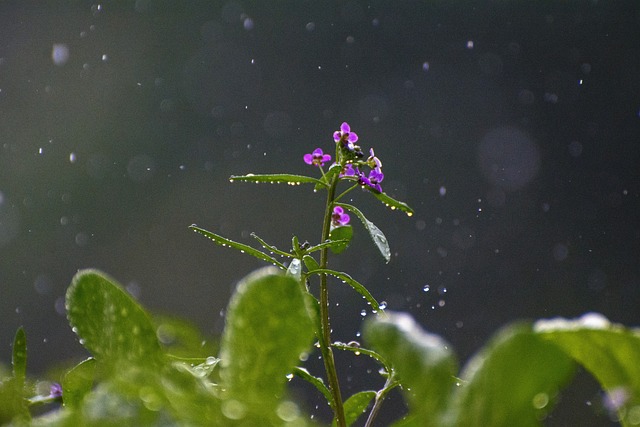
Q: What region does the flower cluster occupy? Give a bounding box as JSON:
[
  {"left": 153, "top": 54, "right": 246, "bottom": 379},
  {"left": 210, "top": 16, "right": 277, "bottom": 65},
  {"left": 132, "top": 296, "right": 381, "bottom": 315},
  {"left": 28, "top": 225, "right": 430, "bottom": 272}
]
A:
[{"left": 303, "top": 122, "right": 385, "bottom": 193}]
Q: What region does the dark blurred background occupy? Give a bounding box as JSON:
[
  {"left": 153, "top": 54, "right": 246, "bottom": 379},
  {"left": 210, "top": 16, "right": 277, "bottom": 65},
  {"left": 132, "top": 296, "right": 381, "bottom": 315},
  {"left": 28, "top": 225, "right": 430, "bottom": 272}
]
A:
[{"left": 1, "top": 1, "right": 639, "bottom": 425}]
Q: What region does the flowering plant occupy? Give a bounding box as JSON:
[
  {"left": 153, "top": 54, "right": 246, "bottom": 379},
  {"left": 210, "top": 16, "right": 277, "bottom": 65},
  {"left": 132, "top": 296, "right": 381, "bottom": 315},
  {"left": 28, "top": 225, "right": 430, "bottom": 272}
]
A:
[{"left": 2, "top": 123, "right": 640, "bottom": 426}]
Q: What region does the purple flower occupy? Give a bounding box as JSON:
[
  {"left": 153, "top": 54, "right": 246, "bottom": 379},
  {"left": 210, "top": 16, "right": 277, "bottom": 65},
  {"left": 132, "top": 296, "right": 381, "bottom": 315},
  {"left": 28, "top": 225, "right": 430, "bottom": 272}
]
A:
[
  {"left": 333, "top": 122, "right": 359, "bottom": 151},
  {"left": 367, "top": 148, "right": 382, "bottom": 169},
  {"left": 304, "top": 148, "right": 331, "bottom": 167},
  {"left": 339, "top": 163, "right": 359, "bottom": 178},
  {"left": 358, "top": 167, "right": 384, "bottom": 193},
  {"left": 331, "top": 206, "right": 350, "bottom": 227},
  {"left": 49, "top": 382, "right": 63, "bottom": 399}
]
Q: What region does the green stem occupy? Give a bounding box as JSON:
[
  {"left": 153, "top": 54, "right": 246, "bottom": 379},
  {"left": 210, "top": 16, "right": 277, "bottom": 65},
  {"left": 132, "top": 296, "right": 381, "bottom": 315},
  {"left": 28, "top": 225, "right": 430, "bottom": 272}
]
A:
[
  {"left": 364, "top": 375, "right": 399, "bottom": 427},
  {"left": 318, "top": 175, "right": 346, "bottom": 427}
]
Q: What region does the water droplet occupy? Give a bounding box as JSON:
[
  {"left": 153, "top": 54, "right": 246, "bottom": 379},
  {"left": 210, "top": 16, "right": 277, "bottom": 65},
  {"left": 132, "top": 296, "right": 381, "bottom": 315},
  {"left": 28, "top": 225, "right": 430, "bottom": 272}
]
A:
[
  {"left": 360, "top": 309, "right": 367, "bottom": 317},
  {"left": 379, "top": 301, "right": 387, "bottom": 310},
  {"left": 423, "top": 284, "right": 430, "bottom": 292}
]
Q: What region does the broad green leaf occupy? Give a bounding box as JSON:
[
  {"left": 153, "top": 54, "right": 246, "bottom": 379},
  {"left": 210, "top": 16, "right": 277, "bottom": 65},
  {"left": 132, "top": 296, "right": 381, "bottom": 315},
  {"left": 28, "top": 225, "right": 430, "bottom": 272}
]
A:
[
  {"left": 450, "top": 323, "right": 575, "bottom": 427},
  {"left": 338, "top": 203, "right": 391, "bottom": 263},
  {"left": 62, "top": 357, "right": 96, "bottom": 408},
  {"left": 535, "top": 313, "right": 640, "bottom": 425},
  {"left": 12, "top": 327, "right": 27, "bottom": 388},
  {"left": 371, "top": 192, "right": 415, "bottom": 216},
  {"left": 66, "top": 269, "right": 163, "bottom": 366},
  {"left": 190, "top": 225, "right": 286, "bottom": 269},
  {"left": 229, "top": 173, "right": 325, "bottom": 187},
  {"left": 333, "top": 390, "right": 376, "bottom": 427},
  {"left": 153, "top": 315, "right": 218, "bottom": 358},
  {"left": 293, "top": 366, "right": 333, "bottom": 407},
  {"left": 328, "top": 225, "right": 353, "bottom": 254},
  {"left": 308, "top": 268, "right": 381, "bottom": 312},
  {"left": 302, "top": 254, "right": 320, "bottom": 272},
  {"left": 0, "top": 377, "right": 29, "bottom": 424},
  {"left": 363, "top": 312, "right": 457, "bottom": 427},
  {"left": 219, "top": 267, "right": 314, "bottom": 423}
]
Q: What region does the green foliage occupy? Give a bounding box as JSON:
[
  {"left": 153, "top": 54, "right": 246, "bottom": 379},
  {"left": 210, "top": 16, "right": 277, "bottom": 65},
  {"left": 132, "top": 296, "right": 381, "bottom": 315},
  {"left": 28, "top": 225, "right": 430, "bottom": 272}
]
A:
[
  {"left": 218, "top": 267, "right": 314, "bottom": 425},
  {"left": 8, "top": 123, "right": 640, "bottom": 427}
]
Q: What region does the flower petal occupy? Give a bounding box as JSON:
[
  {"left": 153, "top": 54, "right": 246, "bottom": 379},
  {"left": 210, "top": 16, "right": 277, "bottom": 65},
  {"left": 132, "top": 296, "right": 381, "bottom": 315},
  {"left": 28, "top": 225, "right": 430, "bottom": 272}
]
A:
[
  {"left": 303, "top": 154, "right": 314, "bottom": 164},
  {"left": 347, "top": 132, "right": 358, "bottom": 143},
  {"left": 340, "top": 122, "right": 351, "bottom": 133}
]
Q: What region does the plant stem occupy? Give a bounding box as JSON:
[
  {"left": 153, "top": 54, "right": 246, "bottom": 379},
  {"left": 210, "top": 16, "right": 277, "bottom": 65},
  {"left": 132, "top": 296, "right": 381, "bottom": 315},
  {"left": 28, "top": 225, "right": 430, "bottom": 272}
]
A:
[
  {"left": 318, "top": 176, "right": 346, "bottom": 427},
  {"left": 364, "top": 376, "right": 398, "bottom": 427}
]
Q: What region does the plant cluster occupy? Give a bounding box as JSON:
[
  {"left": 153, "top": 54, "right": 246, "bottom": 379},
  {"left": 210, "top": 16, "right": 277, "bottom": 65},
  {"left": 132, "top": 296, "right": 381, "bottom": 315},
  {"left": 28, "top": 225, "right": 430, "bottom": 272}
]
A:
[{"left": 2, "top": 123, "right": 640, "bottom": 426}]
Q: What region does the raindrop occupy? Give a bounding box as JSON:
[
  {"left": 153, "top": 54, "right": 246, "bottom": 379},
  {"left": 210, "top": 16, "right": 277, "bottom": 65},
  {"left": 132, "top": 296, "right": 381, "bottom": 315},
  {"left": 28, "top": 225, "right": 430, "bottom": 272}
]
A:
[
  {"left": 69, "top": 152, "right": 77, "bottom": 163},
  {"left": 51, "top": 44, "right": 70, "bottom": 66},
  {"left": 379, "top": 301, "right": 387, "bottom": 310},
  {"left": 360, "top": 309, "right": 367, "bottom": 317},
  {"left": 422, "top": 284, "right": 430, "bottom": 292}
]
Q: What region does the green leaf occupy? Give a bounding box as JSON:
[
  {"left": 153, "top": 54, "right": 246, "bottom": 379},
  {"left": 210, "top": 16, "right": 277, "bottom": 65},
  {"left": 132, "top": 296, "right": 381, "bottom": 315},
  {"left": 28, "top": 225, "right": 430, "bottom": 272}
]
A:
[
  {"left": 252, "top": 232, "right": 293, "bottom": 258},
  {"left": 332, "top": 342, "right": 392, "bottom": 374},
  {"left": 333, "top": 390, "right": 376, "bottom": 427},
  {"left": 304, "top": 239, "right": 350, "bottom": 255},
  {"left": 66, "top": 269, "right": 163, "bottom": 366},
  {"left": 308, "top": 268, "right": 382, "bottom": 312},
  {"left": 371, "top": 192, "right": 415, "bottom": 217},
  {"left": 302, "top": 254, "right": 320, "bottom": 272},
  {"left": 229, "top": 173, "right": 325, "bottom": 187},
  {"left": 535, "top": 313, "right": 640, "bottom": 424},
  {"left": 12, "top": 327, "right": 27, "bottom": 388},
  {"left": 363, "top": 312, "right": 457, "bottom": 427},
  {"left": 190, "top": 225, "right": 286, "bottom": 269},
  {"left": 450, "top": 323, "right": 575, "bottom": 427},
  {"left": 219, "top": 267, "right": 314, "bottom": 422},
  {"left": 293, "top": 366, "right": 333, "bottom": 408},
  {"left": 338, "top": 203, "right": 391, "bottom": 263},
  {"left": 328, "top": 225, "right": 353, "bottom": 254},
  {"left": 62, "top": 357, "right": 96, "bottom": 408}
]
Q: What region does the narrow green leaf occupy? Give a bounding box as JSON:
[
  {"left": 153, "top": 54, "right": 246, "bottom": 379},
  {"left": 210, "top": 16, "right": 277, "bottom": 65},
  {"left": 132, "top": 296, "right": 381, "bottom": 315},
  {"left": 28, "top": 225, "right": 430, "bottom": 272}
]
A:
[
  {"left": 328, "top": 225, "right": 353, "bottom": 254},
  {"left": 293, "top": 366, "right": 334, "bottom": 408},
  {"left": 332, "top": 390, "right": 376, "bottom": 427},
  {"left": 62, "top": 357, "right": 96, "bottom": 408},
  {"left": 371, "top": 192, "right": 415, "bottom": 216},
  {"left": 66, "top": 269, "right": 163, "bottom": 366},
  {"left": 304, "top": 239, "right": 350, "bottom": 254},
  {"left": 302, "top": 254, "right": 320, "bottom": 272},
  {"left": 363, "top": 312, "right": 457, "bottom": 427},
  {"left": 308, "top": 268, "right": 381, "bottom": 312},
  {"left": 219, "top": 267, "right": 314, "bottom": 421},
  {"left": 338, "top": 203, "right": 391, "bottom": 263},
  {"left": 190, "top": 225, "right": 286, "bottom": 269},
  {"left": 229, "top": 173, "right": 325, "bottom": 187},
  {"left": 535, "top": 313, "right": 640, "bottom": 424},
  {"left": 252, "top": 232, "right": 293, "bottom": 258},
  {"left": 332, "top": 342, "right": 392, "bottom": 374},
  {"left": 12, "top": 327, "right": 27, "bottom": 387},
  {"left": 451, "top": 323, "right": 575, "bottom": 427}
]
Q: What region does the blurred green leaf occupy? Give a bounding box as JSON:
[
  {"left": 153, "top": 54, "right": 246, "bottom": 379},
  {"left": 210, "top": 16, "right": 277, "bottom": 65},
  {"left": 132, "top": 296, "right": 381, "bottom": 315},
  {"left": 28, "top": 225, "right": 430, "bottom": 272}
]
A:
[
  {"left": 219, "top": 267, "right": 314, "bottom": 424},
  {"left": 12, "top": 327, "right": 27, "bottom": 388},
  {"left": 153, "top": 315, "right": 217, "bottom": 359},
  {"left": 371, "top": 192, "right": 415, "bottom": 216},
  {"left": 535, "top": 313, "right": 640, "bottom": 425},
  {"left": 308, "top": 268, "right": 381, "bottom": 312},
  {"left": 328, "top": 225, "right": 352, "bottom": 254},
  {"left": 62, "top": 358, "right": 96, "bottom": 409},
  {"left": 230, "top": 173, "right": 325, "bottom": 187},
  {"left": 338, "top": 203, "right": 391, "bottom": 263},
  {"left": 190, "top": 225, "right": 286, "bottom": 269},
  {"left": 364, "top": 312, "right": 457, "bottom": 427},
  {"left": 450, "top": 323, "right": 575, "bottom": 427},
  {"left": 66, "top": 269, "right": 163, "bottom": 367}
]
